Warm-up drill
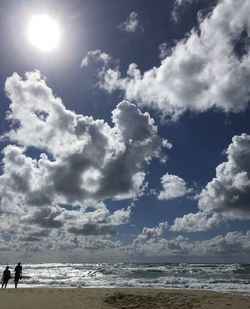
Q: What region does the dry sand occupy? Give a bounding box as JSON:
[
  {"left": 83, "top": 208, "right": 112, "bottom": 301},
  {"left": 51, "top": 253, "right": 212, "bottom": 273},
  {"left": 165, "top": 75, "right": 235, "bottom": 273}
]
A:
[{"left": 0, "top": 288, "right": 249, "bottom": 309}]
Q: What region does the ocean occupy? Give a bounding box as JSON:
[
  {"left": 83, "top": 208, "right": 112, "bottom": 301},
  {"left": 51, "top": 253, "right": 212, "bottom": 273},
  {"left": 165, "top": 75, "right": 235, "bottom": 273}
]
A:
[{"left": 1, "top": 263, "right": 250, "bottom": 294}]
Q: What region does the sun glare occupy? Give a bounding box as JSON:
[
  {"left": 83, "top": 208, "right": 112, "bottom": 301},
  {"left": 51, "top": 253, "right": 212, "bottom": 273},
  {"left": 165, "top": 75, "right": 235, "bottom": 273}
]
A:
[{"left": 28, "top": 15, "right": 60, "bottom": 52}]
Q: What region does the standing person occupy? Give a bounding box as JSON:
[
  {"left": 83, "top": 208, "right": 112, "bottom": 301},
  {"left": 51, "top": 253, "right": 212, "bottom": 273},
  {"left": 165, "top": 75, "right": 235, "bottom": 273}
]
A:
[
  {"left": 14, "top": 262, "right": 22, "bottom": 288},
  {"left": 1, "top": 266, "right": 11, "bottom": 288}
]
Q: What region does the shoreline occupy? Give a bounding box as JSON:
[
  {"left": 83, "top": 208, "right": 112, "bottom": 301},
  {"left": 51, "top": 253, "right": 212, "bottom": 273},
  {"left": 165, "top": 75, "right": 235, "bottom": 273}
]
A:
[
  {"left": 4, "top": 282, "right": 250, "bottom": 295},
  {"left": 3, "top": 285, "right": 250, "bottom": 294},
  {"left": 0, "top": 288, "right": 250, "bottom": 308}
]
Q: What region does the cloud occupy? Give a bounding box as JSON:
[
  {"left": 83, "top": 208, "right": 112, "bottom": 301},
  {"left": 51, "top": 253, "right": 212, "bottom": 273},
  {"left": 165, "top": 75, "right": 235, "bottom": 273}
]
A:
[
  {"left": 173, "top": 0, "right": 200, "bottom": 10},
  {"left": 171, "top": 133, "right": 250, "bottom": 231},
  {"left": 139, "top": 222, "right": 168, "bottom": 239},
  {"left": 197, "top": 231, "right": 250, "bottom": 255},
  {"left": 158, "top": 173, "right": 192, "bottom": 200},
  {"left": 133, "top": 222, "right": 168, "bottom": 247},
  {"left": 0, "top": 199, "right": 132, "bottom": 257},
  {"left": 158, "top": 42, "right": 171, "bottom": 60},
  {"left": 198, "top": 134, "right": 250, "bottom": 217},
  {"left": 0, "top": 70, "right": 170, "bottom": 256},
  {"left": 80, "top": 238, "right": 121, "bottom": 250},
  {"left": 172, "top": 0, "right": 201, "bottom": 22},
  {"left": 81, "top": 50, "right": 111, "bottom": 68},
  {"left": 171, "top": 212, "right": 220, "bottom": 232},
  {"left": 68, "top": 223, "right": 115, "bottom": 236},
  {"left": 60, "top": 203, "right": 133, "bottom": 236},
  {"left": 175, "top": 0, "right": 196, "bottom": 4},
  {"left": 119, "top": 12, "right": 142, "bottom": 33},
  {"left": 25, "top": 206, "right": 63, "bottom": 228},
  {"left": 3, "top": 71, "right": 167, "bottom": 204},
  {"left": 132, "top": 223, "right": 250, "bottom": 259},
  {"left": 99, "top": 0, "right": 250, "bottom": 120},
  {"left": 20, "top": 229, "right": 51, "bottom": 242}
]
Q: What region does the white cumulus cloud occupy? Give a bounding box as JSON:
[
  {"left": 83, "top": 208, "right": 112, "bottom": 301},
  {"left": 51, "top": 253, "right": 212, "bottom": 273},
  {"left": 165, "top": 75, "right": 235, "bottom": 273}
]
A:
[
  {"left": 158, "top": 173, "right": 192, "bottom": 200},
  {"left": 171, "top": 133, "right": 250, "bottom": 231},
  {"left": 99, "top": 0, "right": 250, "bottom": 120},
  {"left": 0, "top": 70, "right": 169, "bottom": 256},
  {"left": 3, "top": 71, "right": 167, "bottom": 203}
]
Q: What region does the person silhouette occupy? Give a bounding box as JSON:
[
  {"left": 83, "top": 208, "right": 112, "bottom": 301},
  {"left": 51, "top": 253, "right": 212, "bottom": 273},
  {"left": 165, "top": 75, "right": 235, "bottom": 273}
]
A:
[
  {"left": 1, "top": 266, "right": 11, "bottom": 288},
  {"left": 14, "top": 263, "right": 22, "bottom": 288}
]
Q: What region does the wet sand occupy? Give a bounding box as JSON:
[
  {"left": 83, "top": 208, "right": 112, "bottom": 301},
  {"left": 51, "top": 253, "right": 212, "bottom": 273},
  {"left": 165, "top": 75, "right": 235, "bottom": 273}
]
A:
[{"left": 0, "top": 288, "right": 250, "bottom": 308}]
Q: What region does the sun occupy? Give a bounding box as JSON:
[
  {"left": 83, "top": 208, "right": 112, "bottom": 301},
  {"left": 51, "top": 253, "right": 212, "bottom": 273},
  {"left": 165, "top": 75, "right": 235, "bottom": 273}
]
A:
[{"left": 27, "top": 15, "right": 60, "bottom": 52}]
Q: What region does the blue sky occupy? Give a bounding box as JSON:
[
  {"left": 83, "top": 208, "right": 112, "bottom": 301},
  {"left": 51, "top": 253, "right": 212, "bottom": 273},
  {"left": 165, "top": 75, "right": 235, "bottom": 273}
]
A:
[{"left": 0, "top": 0, "right": 250, "bottom": 263}]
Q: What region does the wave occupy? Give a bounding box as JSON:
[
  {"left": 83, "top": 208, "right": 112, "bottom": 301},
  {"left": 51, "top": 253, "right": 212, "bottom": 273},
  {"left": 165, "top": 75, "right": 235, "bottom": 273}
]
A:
[{"left": 0, "top": 263, "right": 249, "bottom": 293}]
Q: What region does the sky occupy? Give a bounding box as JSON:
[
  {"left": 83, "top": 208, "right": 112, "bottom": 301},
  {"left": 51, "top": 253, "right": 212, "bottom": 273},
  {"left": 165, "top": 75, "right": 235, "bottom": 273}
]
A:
[{"left": 0, "top": 0, "right": 250, "bottom": 263}]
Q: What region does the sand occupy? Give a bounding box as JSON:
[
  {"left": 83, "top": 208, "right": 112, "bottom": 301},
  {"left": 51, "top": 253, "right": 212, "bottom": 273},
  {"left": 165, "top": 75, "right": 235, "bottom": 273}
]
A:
[{"left": 0, "top": 288, "right": 249, "bottom": 309}]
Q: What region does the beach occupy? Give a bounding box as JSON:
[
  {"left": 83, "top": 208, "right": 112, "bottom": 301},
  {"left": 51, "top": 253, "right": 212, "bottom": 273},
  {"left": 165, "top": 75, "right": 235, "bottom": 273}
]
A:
[{"left": 0, "top": 288, "right": 250, "bottom": 309}]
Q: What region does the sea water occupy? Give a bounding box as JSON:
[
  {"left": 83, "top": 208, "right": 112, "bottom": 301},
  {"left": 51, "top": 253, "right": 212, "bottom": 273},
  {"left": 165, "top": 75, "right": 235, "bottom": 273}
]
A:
[{"left": 1, "top": 263, "right": 249, "bottom": 293}]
